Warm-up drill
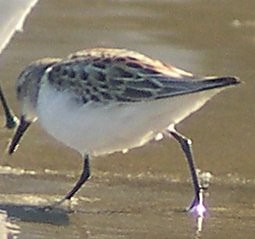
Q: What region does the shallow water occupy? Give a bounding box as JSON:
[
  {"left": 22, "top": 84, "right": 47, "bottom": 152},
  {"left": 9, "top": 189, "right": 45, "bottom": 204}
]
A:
[{"left": 0, "top": 0, "right": 255, "bottom": 238}]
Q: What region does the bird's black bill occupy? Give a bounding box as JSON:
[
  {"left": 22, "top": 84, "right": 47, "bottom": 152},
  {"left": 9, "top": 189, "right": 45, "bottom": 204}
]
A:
[
  {"left": 0, "top": 85, "right": 18, "bottom": 129},
  {"left": 8, "top": 115, "right": 31, "bottom": 155}
]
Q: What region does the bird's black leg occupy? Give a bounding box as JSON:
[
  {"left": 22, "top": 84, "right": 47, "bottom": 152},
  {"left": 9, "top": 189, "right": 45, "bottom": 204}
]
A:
[
  {"left": 167, "top": 128, "right": 203, "bottom": 212},
  {"left": 45, "top": 154, "right": 91, "bottom": 210},
  {"left": 0, "top": 85, "right": 18, "bottom": 129},
  {"left": 64, "top": 154, "right": 91, "bottom": 200}
]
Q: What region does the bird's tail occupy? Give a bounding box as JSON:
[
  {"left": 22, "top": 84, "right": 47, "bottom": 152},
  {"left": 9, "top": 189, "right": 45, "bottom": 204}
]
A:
[
  {"left": 155, "top": 76, "right": 241, "bottom": 99},
  {"left": 196, "top": 76, "right": 241, "bottom": 91}
]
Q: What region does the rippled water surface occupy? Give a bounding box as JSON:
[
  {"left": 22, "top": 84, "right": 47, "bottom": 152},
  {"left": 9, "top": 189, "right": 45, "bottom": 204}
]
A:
[{"left": 0, "top": 0, "right": 254, "bottom": 238}]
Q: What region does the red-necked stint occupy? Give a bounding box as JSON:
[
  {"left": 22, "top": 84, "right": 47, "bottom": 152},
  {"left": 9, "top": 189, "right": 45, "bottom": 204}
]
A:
[{"left": 7, "top": 48, "right": 240, "bottom": 215}]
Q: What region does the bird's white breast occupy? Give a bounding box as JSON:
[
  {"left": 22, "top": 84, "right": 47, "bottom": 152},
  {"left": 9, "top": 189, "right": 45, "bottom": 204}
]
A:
[{"left": 37, "top": 79, "right": 222, "bottom": 157}]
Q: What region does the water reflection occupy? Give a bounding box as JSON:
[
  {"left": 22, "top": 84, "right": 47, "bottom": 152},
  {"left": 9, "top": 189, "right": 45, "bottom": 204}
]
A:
[{"left": 0, "top": 209, "right": 20, "bottom": 239}]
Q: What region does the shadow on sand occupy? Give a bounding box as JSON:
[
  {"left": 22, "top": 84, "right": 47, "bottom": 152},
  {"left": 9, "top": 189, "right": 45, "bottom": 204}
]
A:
[{"left": 0, "top": 203, "right": 69, "bottom": 225}]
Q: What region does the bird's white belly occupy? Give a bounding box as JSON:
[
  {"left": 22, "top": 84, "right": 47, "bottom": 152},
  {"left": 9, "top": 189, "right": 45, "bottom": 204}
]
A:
[{"left": 37, "top": 81, "right": 222, "bottom": 156}]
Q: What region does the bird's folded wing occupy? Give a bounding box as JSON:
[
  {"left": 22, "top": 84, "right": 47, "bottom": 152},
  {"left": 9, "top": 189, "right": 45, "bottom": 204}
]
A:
[{"left": 46, "top": 54, "right": 238, "bottom": 104}]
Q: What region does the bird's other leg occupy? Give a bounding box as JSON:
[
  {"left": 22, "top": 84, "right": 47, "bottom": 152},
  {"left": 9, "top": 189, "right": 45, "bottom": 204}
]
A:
[
  {"left": 0, "top": 85, "right": 18, "bottom": 129},
  {"left": 166, "top": 126, "right": 206, "bottom": 216},
  {"left": 46, "top": 154, "right": 91, "bottom": 210},
  {"left": 65, "top": 154, "right": 91, "bottom": 200}
]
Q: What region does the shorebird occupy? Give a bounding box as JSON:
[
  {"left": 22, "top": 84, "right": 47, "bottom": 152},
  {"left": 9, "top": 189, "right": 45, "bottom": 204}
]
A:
[{"left": 2, "top": 48, "right": 240, "bottom": 214}]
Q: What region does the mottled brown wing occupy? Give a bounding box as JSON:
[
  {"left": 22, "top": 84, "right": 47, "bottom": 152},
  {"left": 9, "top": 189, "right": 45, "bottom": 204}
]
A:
[{"left": 46, "top": 51, "right": 235, "bottom": 104}]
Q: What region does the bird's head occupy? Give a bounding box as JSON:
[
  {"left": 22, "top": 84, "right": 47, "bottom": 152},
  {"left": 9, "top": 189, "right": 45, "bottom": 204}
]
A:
[
  {"left": 8, "top": 58, "right": 61, "bottom": 154},
  {"left": 16, "top": 58, "right": 61, "bottom": 122}
]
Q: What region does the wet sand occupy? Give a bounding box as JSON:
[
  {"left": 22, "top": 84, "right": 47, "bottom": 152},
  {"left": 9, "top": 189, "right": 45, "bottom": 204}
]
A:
[{"left": 0, "top": 165, "right": 254, "bottom": 238}]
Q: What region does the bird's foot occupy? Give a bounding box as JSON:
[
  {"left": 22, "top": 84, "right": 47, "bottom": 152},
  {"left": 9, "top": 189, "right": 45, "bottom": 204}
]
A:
[
  {"left": 187, "top": 189, "right": 206, "bottom": 217},
  {"left": 187, "top": 199, "right": 205, "bottom": 217},
  {"left": 42, "top": 198, "right": 74, "bottom": 213},
  {"left": 187, "top": 189, "right": 207, "bottom": 233}
]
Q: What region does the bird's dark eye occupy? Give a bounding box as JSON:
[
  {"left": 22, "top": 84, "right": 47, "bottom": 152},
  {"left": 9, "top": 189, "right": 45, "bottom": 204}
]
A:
[{"left": 17, "top": 85, "right": 21, "bottom": 94}]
